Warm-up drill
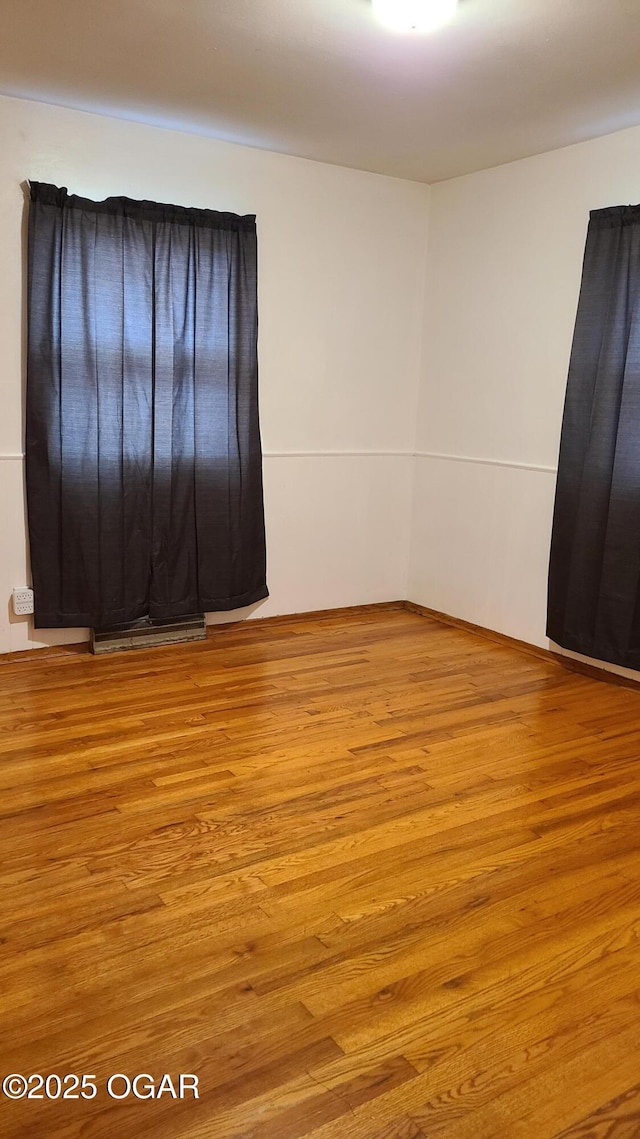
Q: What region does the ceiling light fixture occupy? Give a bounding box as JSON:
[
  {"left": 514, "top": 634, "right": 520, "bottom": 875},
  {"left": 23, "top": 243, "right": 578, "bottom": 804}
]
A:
[{"left": 371, "top": 0, "right": 458, "bottom": 33}]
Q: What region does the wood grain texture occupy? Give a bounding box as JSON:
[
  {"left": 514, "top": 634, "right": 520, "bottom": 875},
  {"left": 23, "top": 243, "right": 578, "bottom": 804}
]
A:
[
  {"left": 0, "top": 606, "right": 639, "bottom": 1138},
  {"left": 404, "top": 600, "right": 640, "bottom": 692}
]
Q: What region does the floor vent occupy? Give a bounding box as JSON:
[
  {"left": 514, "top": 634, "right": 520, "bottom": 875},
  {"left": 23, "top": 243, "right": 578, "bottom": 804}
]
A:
[{"left": 91, "top": 614, "right": 206, "bottom": 655}]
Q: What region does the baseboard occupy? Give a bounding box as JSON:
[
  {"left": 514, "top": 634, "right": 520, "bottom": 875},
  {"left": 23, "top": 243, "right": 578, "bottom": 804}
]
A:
[
  {"left": 402, "top": 600, "right": 640, "bottom": 692},
  {"left": 3, "top": 598, "right": 639, "bottom": 693},
  {"left": 0, "top": 601, "right": 406, "bottom": 664},
  {"left": 206, "top": 600, "right": 406, "bottom": 636},
  {"left": 0, "top": 640, "right": 88, "bottom": 666}
]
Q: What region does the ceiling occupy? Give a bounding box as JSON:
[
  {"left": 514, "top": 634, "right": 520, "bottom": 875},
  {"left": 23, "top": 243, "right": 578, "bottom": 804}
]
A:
[{"left": 2, "top": 0, "right": 640, "bottom": 183}]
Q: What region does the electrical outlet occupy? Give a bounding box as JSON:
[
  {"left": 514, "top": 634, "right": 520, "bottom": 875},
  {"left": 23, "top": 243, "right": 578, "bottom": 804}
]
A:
[{"left": 12, "top": 588, "right": 34, "bottom": 616}]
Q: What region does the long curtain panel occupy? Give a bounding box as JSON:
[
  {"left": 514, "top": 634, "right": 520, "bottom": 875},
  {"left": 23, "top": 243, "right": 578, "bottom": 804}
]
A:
[
  {"left": 26, "top": 182, "right": 267, "bottom": 629},
  {"left": 547, "top": 204, "right": 640, "bottom": 668}
]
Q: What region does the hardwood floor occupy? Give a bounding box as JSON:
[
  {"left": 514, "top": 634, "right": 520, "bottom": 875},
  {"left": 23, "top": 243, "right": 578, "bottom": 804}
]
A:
[{"left": 1, "top": 604, "right": 640, "bottom": 1138}]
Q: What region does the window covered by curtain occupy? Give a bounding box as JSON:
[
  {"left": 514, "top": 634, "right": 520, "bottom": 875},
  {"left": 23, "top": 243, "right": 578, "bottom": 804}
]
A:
[
  {"left": 26, "top": 182, "right": 267, "bottom": 629},
  {"left": 547, "top": 204, "right": 640, "bottom": 668}
]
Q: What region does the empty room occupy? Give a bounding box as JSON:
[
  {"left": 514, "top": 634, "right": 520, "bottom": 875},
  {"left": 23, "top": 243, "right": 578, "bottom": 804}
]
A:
[{"left": 2, "top": 1, "right": 640, "bottom": 1136}]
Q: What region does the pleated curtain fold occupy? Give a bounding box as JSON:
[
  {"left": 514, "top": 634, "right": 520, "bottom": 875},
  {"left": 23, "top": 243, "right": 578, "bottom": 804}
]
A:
[
  {"left": 26, "top": 182, "right": 267, "bottom": 629},
  {"left": 548, "top": 204, "right": 640, "bottom": 668}
]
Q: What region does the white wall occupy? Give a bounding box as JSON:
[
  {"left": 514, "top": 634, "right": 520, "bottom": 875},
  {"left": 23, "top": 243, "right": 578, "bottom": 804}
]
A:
[
  {"left": 409, "top": 122, "right": 640, "bottom": 674},
  {"left": 0, "top": 94, "right": 429, "bottom": 652},
  {"left": 7, "top": 95, "right": 640, "bottom": 669}
]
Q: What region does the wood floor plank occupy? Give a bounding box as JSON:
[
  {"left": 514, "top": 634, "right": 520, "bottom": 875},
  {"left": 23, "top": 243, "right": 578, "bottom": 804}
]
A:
[
  {"left": 554, "top": 1080, "right": 640, "bottom": 1137},
  {"left": 1, "top": 606, "right": 640, "bottom": 1138}
]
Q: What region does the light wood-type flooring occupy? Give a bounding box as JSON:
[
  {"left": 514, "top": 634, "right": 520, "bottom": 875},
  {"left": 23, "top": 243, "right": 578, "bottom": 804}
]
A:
[{"left": 1, "top": 604, "right": 640, "bottom": 1138}]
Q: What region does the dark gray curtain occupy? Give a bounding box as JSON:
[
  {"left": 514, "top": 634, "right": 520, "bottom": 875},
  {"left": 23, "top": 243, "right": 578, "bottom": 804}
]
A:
[
  {"left": 26, "top": 182, "right": 267, "bottom": 629},
  {"left": 547, "top": 204, "right": 640, "bottom": 668}
]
